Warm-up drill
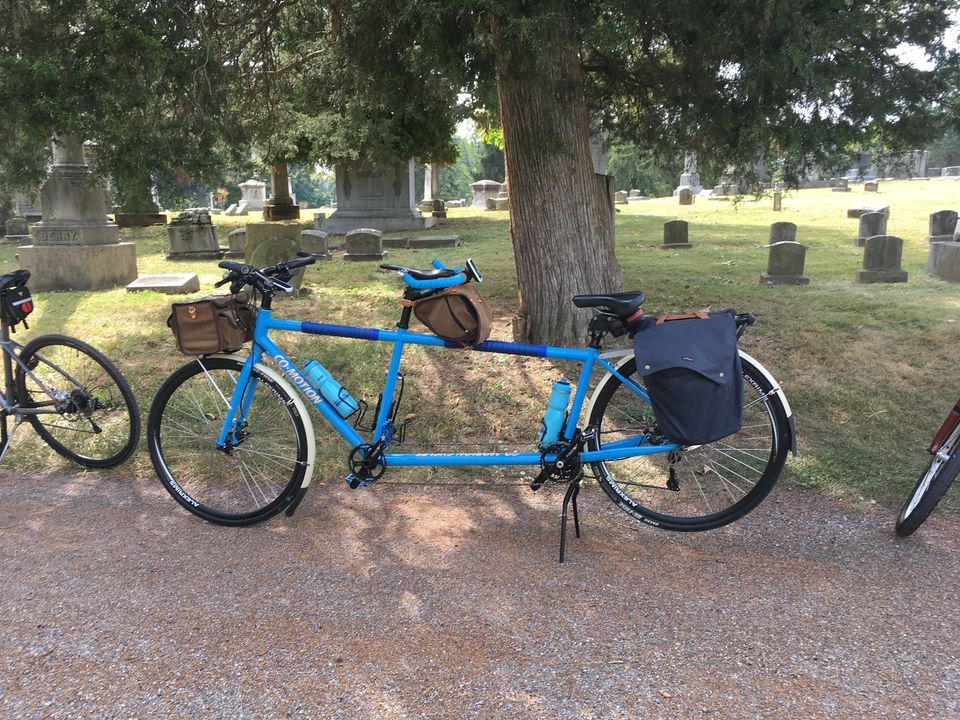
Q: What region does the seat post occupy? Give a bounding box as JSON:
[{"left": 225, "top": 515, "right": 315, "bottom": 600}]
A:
[
  {"left": 0, "top": 317, "right": 14, "bottom": 404},
  {"left": 397, "top": 306, "right": 412, "bottom": 330}
]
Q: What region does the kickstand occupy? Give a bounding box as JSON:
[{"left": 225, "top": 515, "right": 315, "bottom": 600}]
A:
[{"left": 558, "top": 477, "right": 582, "bottom": 563}]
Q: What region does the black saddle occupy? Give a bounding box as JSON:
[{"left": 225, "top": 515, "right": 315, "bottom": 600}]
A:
[
  {"left": 379, "top": 264, "right": 457, "bottom": 281},
  {"left": 572, "top": 291, "right": 646, "bottom": 317},
  {"left": 0, "top": 269, "right": 30, "bottom": 292}
]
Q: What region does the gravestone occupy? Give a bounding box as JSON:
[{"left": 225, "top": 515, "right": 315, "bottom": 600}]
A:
[
  {"left": 677, "top": 188, "right": 694, "bottom": 206},
  {"left": 494, "top": 197, "right": 509, "bottom": 211},
  {"left": 238, "top": 179, "right": 267, "bottom": 210},
  {"left": 773, "top": 191, "right": 782, "bottom": 211},
  {"left": 942, "top": 167, "right": 960, "bottom": 177},
  {"left": 225, "top": 203, "right": 238, "bottom": 215},
  {"left": 382, "top": 234, "right": 462, "bottom": 249},
  {"left": 13, "top": 190, "right": 42, "bottom": 222},
  {"left": 761, "top": 241, "right": 809, "bottom": 285},
  {"left": 832, "top": 178, "right": 850, "bottom": 192},
  {"left": 470, "top": 179, "right": 502, "bottom": 208},
  {"left": 245, "top": 223, "right": 304, "bottom": 291},
  {"left": 313, "top": 212, "right": 326, "bottom": 230},
  {"left": 167, "top": 208, "right": 220, "bottom": 258},
  {"left": 864, "top": 181, "right": 879, "bottom": 192},
  {"left": 673, "top": 151, "right": 702, "bottom": 196},
  {"left": 4, "top": 217, "right": 29, "bottom": 244},
  {"left": 847, "top": 204, "right": 890, "bottom": 219},
  {"left": 263, "top": 163, "right": 300, "bottom": 221},
  {"left": 855, "top": 236, "right": 908, "bottom": 283},
  {"left": 614, "top": 191, "right": 628, "bottom": 205},
  {"left": 855, "top": 212, "right": 888, "bottom": 247},
  {"left": 226, "top": 228, "right": 246, "bottom": 258},
  {"left": 769, "top": 222, "right": 797, "bottom": 244},
  {"left": 321, "top": 160, "right": 434, "bottom": 234},
  {"left": 629, "top": 189, "right": 642, "bottom": 198},
  {"left": 19, "top": 135, "right": 137, "bottom": 291},
  {"left": 661, "top": 220, "right": 692, "bottom": 249},
  {"left": 301, "top": 229, "right": 331, "bottom": 259},
  {"left": 422, "top": 164, "right": 439, "bottom": 204},
  {"left": 125, "top": 273, "right": 200, "bottom": 294},
  {"left": 927, "top": 242, "right": 960, "bottom": 282},
  {"left": 927, "top": 210, "right": 958, "bottom": 242},
  {"left": 431, "top": 198, "right": 448, "bottom": 218},
  {"left": 343, "top": 228, "right": 387, "bottom": 261}
]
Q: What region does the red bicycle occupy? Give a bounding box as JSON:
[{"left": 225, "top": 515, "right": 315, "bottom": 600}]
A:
[{"left": 896, "top": 400, "right": 960, "bottom": 536}]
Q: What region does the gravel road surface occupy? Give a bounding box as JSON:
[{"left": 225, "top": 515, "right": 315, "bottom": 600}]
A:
[{"left": 1, "top": 469, "right": 958, "bottom": 719}]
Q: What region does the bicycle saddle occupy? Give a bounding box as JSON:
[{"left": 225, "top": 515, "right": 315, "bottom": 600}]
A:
[
  {"left": 572, "top": 291, "right": 646, "bottom": 317},
  {"left": 379, "top": 264, "right": 457, "bottom": 281},
  {"left": 0, "top": 269, "right": 30, "bottom": 292}
]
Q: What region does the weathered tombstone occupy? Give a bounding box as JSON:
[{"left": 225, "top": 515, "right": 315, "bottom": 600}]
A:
[
  {"left": 855, "top": 212, "right": 888, "bottom": 247},
  {"left": 677, "top": 188, "right": 694, "bottom": 205},
  {"left": 470, "top": 179, "right": 502, "bottom": 208},
  {"left": 847, "top": 204, "right": 890, "bottom": 219},
  {"left": 832, "top": 178, "right": 850, "bottom": 192},
  {"left": 614, "top": 190, "right": 629, "bottom": 205},
  {"left": 422, "top": 163, "right": 438, "bottom": 203},
  {"left": 864, "top": 180, "right": 879, "bottom": 192},
  {"left": 628, "top": 189, "right": 642, "bottom": 198},
  {"left": 773, "top": 191, "right": 782, "bottom": 211},
  {"left": 263, "top": 163, "right": 300, "bottom": 221},
  {"left": 125, "top": 273, "right": 201, "bottom": 294},
  {"left": 234, "top": 201, "right": 249, "bottom": 216},
  {"left": 418, "top": 199, "right": 434, "bottom": 212},
  {"left": 942, "top": 166, "right": 960, "bottom": 177},
  {"left": 343, "top": 228, "right": 387, "bottom": 261},
  {"left": 245, "top": 223, "right": 304, "bottom": 290},
  {"left": 769, "top": 221, "right": 797, "bottom": 244},
  {"left": 432, "top": 198, "right": 447, "bottom": 218},
  {"left": 300, "top": 229, "right": 331, "bottom": 259},
  {"left": 13, "top": 190, "right": 42, "bottom": 222},
  {"left": 19, "top": 136, "right": 137, "bottom": 291},
  {"left": 673, "top": 151, "right": 702, "bottom": 196},
  {"left": 494, "top": 197, "right": 509, "bottom": 211},
  {"left": 313, "top": 212, "right": 326, "bottom": 229},
  {"left": 4, "top": 217, "right": 29, "bottom": 244},
  {"left": 855, "top": 236, "right": 908, "bottom": 283},
  {"left": 321, "top": 159, "right": 434, "bottom": 234},
  {"left": 225, "top": 203, "right": 238, "bottom": 216},
  {"left": 927, "top": 210, "right": 958, "bottom": 243},
  {"left": 407, "top": 235, "right": 461, "bottom": 249},
  {"left": 661, "top": 220, "right": 692, "bottom": 249},
  {"left": 761, "top": 241, "right": 809, "bottom": 285},
  {"left": 927, "top": 242, "right": 960, "bottom": 282},
  {"left": 226, "top": 228, "right": 246, "bottom": 258},
  {"left": 167, "top": 208, "right": 220, "bottom": 258},
  {"left": 238, "top": 179, "right": 267, "bottom": 210}
]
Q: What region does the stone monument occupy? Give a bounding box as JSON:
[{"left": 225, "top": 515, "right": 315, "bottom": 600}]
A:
[
  {"left": 769, "top": 222, "right": 797, "bottom": 244},
  {"left": 167, "top": 208, "right": 220, "bottom": 258},
  {"left": 855, "top": 236, "right": 908, "bottom": 284},
  {"left": 320, "top": 160, "right": 435, "bottom": 234},
  {"left": 343, "top": 228, "right": 387, "bottom": 261},
  {"left": 761, "top": 241, "right": 809, "bottom": 285},
  {"left": 927, "top": 210, "right": 958, "bottom": 243},
  {"left": 238, "top": 179, "right": 267, "bottom": 211},
  {"left": 677, "top": 188, "right": 695, "bottom": 206},
  {"left": 263, "top": 163, "right": 300, "bottom": 221},
  {"left": 13, "top": 190, "right": 42, "bottom": 222},
  {"left": 19, "top": 136, "right": 136, "bottom": 291},
  {"left": 4, "top": 217, "right": 30, "bottom": 245},
  {"left": 661, "top": 220, "right": 692, "bottom": 249},
  {"left": 927, "top": 242, "right": 960, "bottom": 282},
  {"left": 301, "top": 229, "right": 331, "bottom": 259},
  {"left": 855, "top": 212, "right": 888, "bottom": 247},
  {"left": 614, "top": 191, "right": 628, "bottom": 205},
  {"left": 673, "top": 151, "right": 702, "bottom": 197},
  {"left": 470, "top": 180, "right": 502, "bottom": 208},
  {"left": 245, "top": 222, "right": 304, "bottom": 291},
  {"left": 226, "top": 228, "right": 246, "bottom": 258}
]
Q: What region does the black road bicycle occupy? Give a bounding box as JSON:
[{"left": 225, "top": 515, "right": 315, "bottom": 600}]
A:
[{"left": 0, "top": 270, "right": 140, "bottom": 467}]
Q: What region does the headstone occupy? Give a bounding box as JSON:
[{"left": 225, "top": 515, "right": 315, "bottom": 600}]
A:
[
  {"left": 167, "top": 208, "right": 220, "bottom": 258},
  {"left": 661, "top": 220, "right": 691, "bottom": 249},
  {"left": 470, "top": 179, "right": 502, "bottom": 208},
  {"left": 13, "top": 190, "right": 42, "bottom": 221},
  {"left": 408, "top": 235, "right": 461, "bottom": 249},
  {"left": 234, "top": 201, "right": 249, "bottom": 216},
  {"left": 855, "top": 212, "right": 888, "bottom": 247},
  {"left": 485, "top": 197, "right": 497, "bottom": 211},
  {"left": 125, "top": 273, "right": 201, "bottom": 294},
  {"left": 773, "top": 191, "right": 782, "bottom": 211},
  {"left": 494, "top": 197, "right": 509, "bottom": 211},
  {"left": 343, "top": 228, "right": 387, "bottom": 261},
  {"left": 19, "top": 135, "right": 137, "bottom": 291},
  {"left": 419, "top": 200, "right": 434, "bottom": 213},
  {"left": 677, "top": 188, "right": 694, "bottom": 206},
  {"left": 431, "top": 198, "right": 447, "bottom": 218},
  {"left": 4, "top": 217, "right": 30, "bottom": 244},
  {"left": 761, "top": 241, "right": 809, "bottom": 285},
  {"left": 226, "top": 228, "right": 246, "bottom": 258},
  {"left": 927, "top": 210, "right": 958, "bottom": 243},
  {"left": 769, "top": 222, "right": 797, "bottom": 244},
  {"left": 832, "top": 178, "right": 850, "bottom": 192},
  {"left": 927, "top": 242, "right": 960, "bottom": 282},
  {"left": 673, "top": 151, "right": 702, "bottom": 196},
  {"left": 301, "top": 229, "right": 331, "bottom": 259},
  {"left": 446, "top": 200, "right": 463, "bottom": 208},
  {"left": 855, "top": 236, "right": 907, "bottom": 283},
  {"left": 263, "top": 163, "right": 300, "bottom": 221},
  {"left": 847, "top": 204, "right": 890, "bottom": 219},
  {"left": 942, "top": 166, "right": 960, "bottom": 177},
  {"left": 863, "top": 181, "right": 879, "bottom": 192},
  {"left": 422, "top": 164, "right": 438, "bottom": 203},
  {"left": 225, "top": 203, "right": 238, "bottom": 215},
  {"left": 320, "top": 159, "right": 434, "bottom": 234},
  {"left": 245, "top": 223, "right": 304, "bottom": 290},
  {"left": 313, "top": 212, "right": 326, "bottom": 229},
  {"left": 614, "top": 191, "right": 629, "bottom": 205},
  {"left": 238, "top": 179, "right": 267, "bottom": 210},
  {"left": 628, "top": 189, "right": 642, "bottom": 198}
]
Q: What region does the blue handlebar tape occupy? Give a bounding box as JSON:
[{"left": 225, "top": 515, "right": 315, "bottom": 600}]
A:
[{"left": 403, "top": 272, "right": 467, "bottom": 289}]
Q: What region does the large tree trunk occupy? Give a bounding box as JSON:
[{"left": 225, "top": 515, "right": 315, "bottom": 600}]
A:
[{"left": 492, "top": 14, "right": 622, "bottom": 347}]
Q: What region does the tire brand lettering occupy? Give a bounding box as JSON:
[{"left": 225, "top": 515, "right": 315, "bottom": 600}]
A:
[{"left": 167, "top": 477, "right": 199, "bottom": 507}]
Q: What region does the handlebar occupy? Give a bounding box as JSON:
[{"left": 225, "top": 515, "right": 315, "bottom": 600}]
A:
[{"left": 216, "top": 252, "right": 318, "bottom": 295}]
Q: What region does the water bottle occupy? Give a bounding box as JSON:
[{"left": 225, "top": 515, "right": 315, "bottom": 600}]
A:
[
  {"left": 539, "top": 377, "right": 572, "bottom": 447},
  {"left": 303, "top": 360, "right": 360, "bottom": 418}
]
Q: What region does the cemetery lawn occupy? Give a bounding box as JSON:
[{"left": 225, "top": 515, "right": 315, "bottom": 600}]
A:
[{"left": 1, "top": 179, "right": 958, "bottom": 514}]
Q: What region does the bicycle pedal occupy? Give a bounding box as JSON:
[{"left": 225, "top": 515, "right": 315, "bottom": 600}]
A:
[{"left": 344, "top": 473, "right": 372, "bottom": 489}]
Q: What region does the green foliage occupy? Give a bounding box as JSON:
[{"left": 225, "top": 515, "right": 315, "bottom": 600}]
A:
[
  {"left": 606, "top": 144, "right": 680, "bottom": 197},
  {"left": 290, "top": 164, "right": 335, "bottom": 207},
  {"left": 929, "top": 128, "right": 960, "bottom": 167}
]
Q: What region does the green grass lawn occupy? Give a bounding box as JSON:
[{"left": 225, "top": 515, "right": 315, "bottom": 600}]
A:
[{"left": 2, "top": 179, "right": 959, "bottom": 512}]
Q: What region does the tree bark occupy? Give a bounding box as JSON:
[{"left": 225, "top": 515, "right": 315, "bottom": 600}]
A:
[{"left": 492, "top": 15, "right": 622, "bottom": 347}]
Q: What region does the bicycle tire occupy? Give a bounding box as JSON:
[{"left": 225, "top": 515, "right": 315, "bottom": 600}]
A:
[
  {"left": 15, "top": 333, "right": 140, "bottom": 468},
  {"left": 895, "top": 441, "right": 960, "bottom": 537},
  {"left": 147, "top": 356, "right": 308, "bottom": 525},
  {"left": 588, "top": 352, "right": 789, "bottom": 531}
]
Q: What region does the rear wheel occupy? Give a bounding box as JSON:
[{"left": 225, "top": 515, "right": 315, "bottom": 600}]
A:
[
  {"left": 588, "top": 353, "right": 789, "bottom": 531},
  {"left": 147, "top": 357, "right": 308, "bottom": 525},
  {"left": 896, "top": 435, "right": 960, "bottom": 537}
]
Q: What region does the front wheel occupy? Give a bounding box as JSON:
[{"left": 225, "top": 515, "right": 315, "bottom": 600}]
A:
[
  {"left": 896, "top": 439, "right": 960, "bottom": 537},
  {"left": 147, "top": 357, "right": 309, "bottom": 525},
  {"left": 15, "top": 334, "right": 140, "bottom": 468},
  {"left": 588, "top": 353, "right": 790, "bottom": 531}
]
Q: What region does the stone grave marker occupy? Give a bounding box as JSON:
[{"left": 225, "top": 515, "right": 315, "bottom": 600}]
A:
[
  {"left": 4, "top": 217, "right": 29, "bottom": 244},
  {"left": 494, "top": 197, "right": 509, "bottom": 211},
  {"left": 226, "top": 228, "right": 246, "bottom": 258},
  {"left": 409, "top": 235, "right": 461, "bottom": 249},
  {"left": 125, "top": 273, "right": 200, "bottom": 294},
  {"left": 677, "top": 188, "right": 694, "bottom": 205},
  {"left": 864, "top": 180, "right": 879, "bottom": 192},
  {"left": 432, "top": 199, "right": 447, "bottom": 218},
  {"left": 470, "top": 179, "right": 502, "bottom": 208},
  {"left": 225, "top": 203, "right": 238, "bottom": 215},
  {"left": 615, "top": 191, "right": 628, "bottom": 205},
  {"left": 761, "top": 241, "right": 809, "bottom": 285},
  {"left": 855, "top": 236, "right": 908, "bottom": 283},
  {"left": 927, "top": 242, "right": 960, "bottom": 282},
  {"left": 263, "top": 164, "right": 300, "bottom": 221},
  {"left": 855, "top": 212, "right": 888, "bottom": 247},
  {"left": 301, "top": 229, "right": 331, "bottom": 259},
  {"left": 942, "top": 166, "right": 960, "bottom": 177},
  {"left": 238, "top": 179, "right": 267, "bottom": 210},
  {"left": 847, "top": 204, "right": 890, "bottom": 219},
  {"left": 167, "top": 208, "right": 220, "bottom": 258},
  {"left": 629, "top": 189, "right": 642, "bottom": 198},
  {"left": 313, "top": 212, "right": 326, "bottom": 230},
  {"left": 769, "top": 221, "right": 797, "bottom": 244},
  {"left": 927, "top": 210, "right": 958, "bottom": 242},
  {"left": 485, "top": 197, "right": 497, "bottom": 211},
  {"left": 245, "top": 223, "right": 304, "bottom": 290},
  {"left": 832, "top": 178, "right": 850, "bottom": 192},
  {"left": 343, "top": 228, "right": 387, "bottom": 262},
  {"left": 661, "top": 220, "right": 692, "bottom": 249},
  {"left": 773, "top": 191, "right": 782, "bottom": 211}
]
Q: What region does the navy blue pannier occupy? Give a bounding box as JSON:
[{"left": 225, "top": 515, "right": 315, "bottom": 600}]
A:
[{"left": 632, "top": 309, "right": 743, "bottom": 446}]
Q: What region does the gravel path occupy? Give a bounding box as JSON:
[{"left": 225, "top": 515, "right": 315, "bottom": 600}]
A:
[{"left": 1, "top": 469, "right": 958, "bottom": 719}]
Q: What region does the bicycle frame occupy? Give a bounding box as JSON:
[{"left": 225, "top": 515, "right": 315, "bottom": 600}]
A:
[{"left": 215, "top": 308, "right": 681, "bottom": 468}]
